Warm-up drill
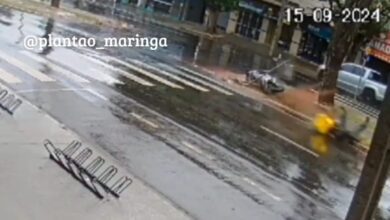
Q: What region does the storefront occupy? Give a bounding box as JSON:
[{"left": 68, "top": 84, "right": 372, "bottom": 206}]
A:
[
  {"left": 298, "top": 21, "right": 332, "bottom": 64},
  {"left": 146, "top": 0, "right": 173, "bottom": 14},
  {"left": 366, "top": 37, "right": 390, "bottom": 80},
  {"left": 234, "top": 0, "right": 270, "bottom": 40}
]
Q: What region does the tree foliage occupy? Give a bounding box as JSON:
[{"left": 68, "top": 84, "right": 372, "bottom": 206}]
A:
[
  {"left": 204, "top": 0, "right": 239, "bottom": 12},
  {"left": 318, "top": 0, "right": 376, "bottom": 105},
  {"left": 330, "top": 0, "right": 390, "bottom": 45}
]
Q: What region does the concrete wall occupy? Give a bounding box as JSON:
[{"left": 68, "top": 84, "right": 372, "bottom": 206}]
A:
[{"left": 217, "top": 12, "right": 229, "bottom": 30}]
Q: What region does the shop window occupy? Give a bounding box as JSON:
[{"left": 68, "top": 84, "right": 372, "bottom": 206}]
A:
[
  {"left": 151, "top": 0, "right": 173, "bottom": 14},
  {"left": 235, "top": 8, "right": 263, "bottom": 40}
]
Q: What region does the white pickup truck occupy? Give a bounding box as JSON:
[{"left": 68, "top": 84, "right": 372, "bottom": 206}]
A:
[{"left": 337, "top": 63, "right": 387, "bottom": 104}]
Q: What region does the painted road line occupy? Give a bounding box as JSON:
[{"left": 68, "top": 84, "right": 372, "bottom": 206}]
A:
[
  {"left": 16, "top": 88, "right": 89, "bottom": 94},
  {"left": 182, "top": 141, "right": 205, "bottom": 155},
  {"left": 83, "top": 55, "right": 154, "bottom": 87},
  {"left": 182, "top": 141, "right": 215, "bottom": 160},
  {"left": 158, "top": 63, "right": 233, "bottom": 95},
  {"left": 260, "top": 126, "right": 319, "bottom": 158},
  {"left": 0, "top": 68, "right": 22, "bottom": 83},
  {"left": 108, "top": 57, "right": 184, "bottom": 89},
  {"left": 178, "top": 65, "right": 229, "bottom": 89},
  {"left": 86, "top": 89, "right": 108, "bottom": 101},
  {"left": 20, "top": 51, "right": 90, "bottom": 83},
  {"left": 128, "top": 59, "right": 210, "bottom": 92},
  {"left": 130, "top": 112, "right": 159, "bottom": 129},
  {"left": 242, "top": 177, "right": 282, "bottom": 201},
  {"left": 0, "top": 51, "right": 55, "bottom": 82},
  {"left": 88, "top": 68, "right": 124, "bottom": 85}
]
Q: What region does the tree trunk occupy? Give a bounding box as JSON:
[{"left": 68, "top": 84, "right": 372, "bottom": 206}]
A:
[
  {"left": 206, "top": 9, "right": 219, "bottom": 34},
  {"left": 51, "top": 0, "right": 60, "bottom": 8},
  {"left": 345, "top": 35, "right": 364, "bottom": 63},
  {"left": 318, "top": 0, "right": 374, "bottom": 105},
  {"left": 318, "top": 22, "right": 359, "bottom": 105}
]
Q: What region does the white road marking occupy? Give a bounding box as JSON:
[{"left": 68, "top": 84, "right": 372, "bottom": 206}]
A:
[
  {"left": 159, "top": 63, "right": 233, "bottom": 95},
  {"left": 83, "top": 55, "right": 154, "bottom": 87},
  {"left": 182, "top": 141, "right": 215, "bottom": 160},
  {"left": 178, "top": 65, "right": 228, "bottom": 88},
  {"left": 0, "top": 68, "right": 22, "bottom": 83},
  {"left": 128, "top": 59, "right": 210, "bottom": 92},
  {"left": 16, "top": 88, "right": 88, "bottom": 94},
  {"left": 182, "top": 141, "right": 204, "bottom": 155},
  {"left": 260, "top": 126, "right": 319, "bottom": 158},
  {"left": 20, "top": 51, "right": 90, "bottom": 83},
  {"left": 108, "top": 57, "right": 184, "bottom": 89},
  {"left": 88, "top": 68, "right": 124, "bottom": 85},
  {"left": 242, "top": 177, "right": 282, "bottom": 201},
  {"left": 86, "top": 89, "right": 108, "bottom": 101},
  {"left": 130, "top": 112, "right": 159, "bottom": 129},
  {"left": 0, "top": 51, "right": 55, "bottom": 82}
]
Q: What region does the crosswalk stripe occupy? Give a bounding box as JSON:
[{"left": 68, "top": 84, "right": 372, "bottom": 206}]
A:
[
  {"left": 0, "top": 68, "right": 22, "bottom": 83},
  {"left": 82, "top": 55, "right": 154, "bottom": 87},
  {"left": 127, "top": 59, "right": 210, "bottom": 92},
  {"left": 20, "top": 51, "right": 90, "bottom": 83},
  {"left": 88, "top": 68, "right": 124, "bottom": 85},
  {"left": 0, "top": 51, "right": 55, "bottom": 82},
  {"left": 178, "top": 66, "right": 229, "bottom": 89},
  {"left": 108, "top": 57, "right": 184, "bottom": 89},
  {"left": 158, "top": 63, "right": 233, "bottom": 96}
]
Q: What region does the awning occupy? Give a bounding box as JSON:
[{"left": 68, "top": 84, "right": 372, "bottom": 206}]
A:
[
  {"left": 368, "top": 39, "right": 390, "bottom": 63},
  {"left": 307, "top": 24, "right": 332, "bottom": 42},
  {"left": 239, "top": 1, "right": 267, "bottom": 15}
]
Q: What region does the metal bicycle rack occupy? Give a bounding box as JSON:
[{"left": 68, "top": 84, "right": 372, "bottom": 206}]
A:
[
  {"left": 43, "top": 139, "right": 133, "bottom": 200},
  {"left": 0, "top": 88, "right": 22, "bottom": 115}
]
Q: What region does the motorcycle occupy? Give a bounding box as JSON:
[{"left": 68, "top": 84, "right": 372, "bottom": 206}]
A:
[{"left": 246, "top": 69, "right": 285, "bottom": 94}]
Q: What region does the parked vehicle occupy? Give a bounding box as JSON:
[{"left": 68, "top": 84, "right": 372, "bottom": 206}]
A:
[{"left": 337, "top": 63, "right": 387, "bottom": 104}]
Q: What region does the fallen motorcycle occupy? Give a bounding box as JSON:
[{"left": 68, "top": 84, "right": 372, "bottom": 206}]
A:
[{"left": 245, "top": 69, "right": 285, "bottom": 94}]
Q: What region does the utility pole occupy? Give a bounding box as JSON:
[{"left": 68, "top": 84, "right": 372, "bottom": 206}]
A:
[
  {"left": 269, "top": 0, "right": 288, "bottom": 57},
  {"left": 51, "top": 0, "right": 60, "bottom": 8},
  {"left": 345, "top": 77, "right": 390, "bottom": 219}
]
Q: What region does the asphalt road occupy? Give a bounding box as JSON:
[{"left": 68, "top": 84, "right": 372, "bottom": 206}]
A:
[{"left": 0, "top": 6, "right": 388, "bottom": 220}]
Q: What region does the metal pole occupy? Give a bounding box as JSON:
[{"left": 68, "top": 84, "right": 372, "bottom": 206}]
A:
[
  {"left": 269, "top": 0, "right": 288, "bottom": 57},
  {"left": 345, "top": 74, "right": 390, "bottom": 220}
]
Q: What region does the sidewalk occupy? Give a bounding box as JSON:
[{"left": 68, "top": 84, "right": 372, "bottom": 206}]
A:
[{"left": 0, "top": 83, "right": 190, "bottom": 220}]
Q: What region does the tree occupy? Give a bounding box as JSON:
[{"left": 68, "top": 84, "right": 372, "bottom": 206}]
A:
[
  {"left": 204, "top": 0, "right": 239, "bottom": 33},
  {"left": 51, "top": 0, "right": 61, "bottom": 8},
  {"left": 345, "top": 0, "right": 390, "bottom": 62},
  {"left": 318, "top": 0, "right": 388, "bottom": 105}
]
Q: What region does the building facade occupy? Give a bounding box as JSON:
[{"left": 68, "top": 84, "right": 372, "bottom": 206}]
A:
[
  {"left": 120, "top": 0, "right": 332, "bottom": 64},
  {"left": 221, "top": 0, "right": 330, "bottom": 64},
  {"left": 366, "top": 33, "right": 390, "bottom": 79},
  {"left": 134, "top": 0, "right": 206, "bottom": 23}
]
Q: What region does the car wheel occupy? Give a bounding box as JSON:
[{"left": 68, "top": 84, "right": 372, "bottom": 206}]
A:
[{"left": 361, "top": 89, "right": 376, "bottom": 105}]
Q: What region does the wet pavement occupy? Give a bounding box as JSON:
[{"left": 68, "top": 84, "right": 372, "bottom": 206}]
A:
[{"left": 0, "top": 4, "right": 389, "bottom": 220}]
